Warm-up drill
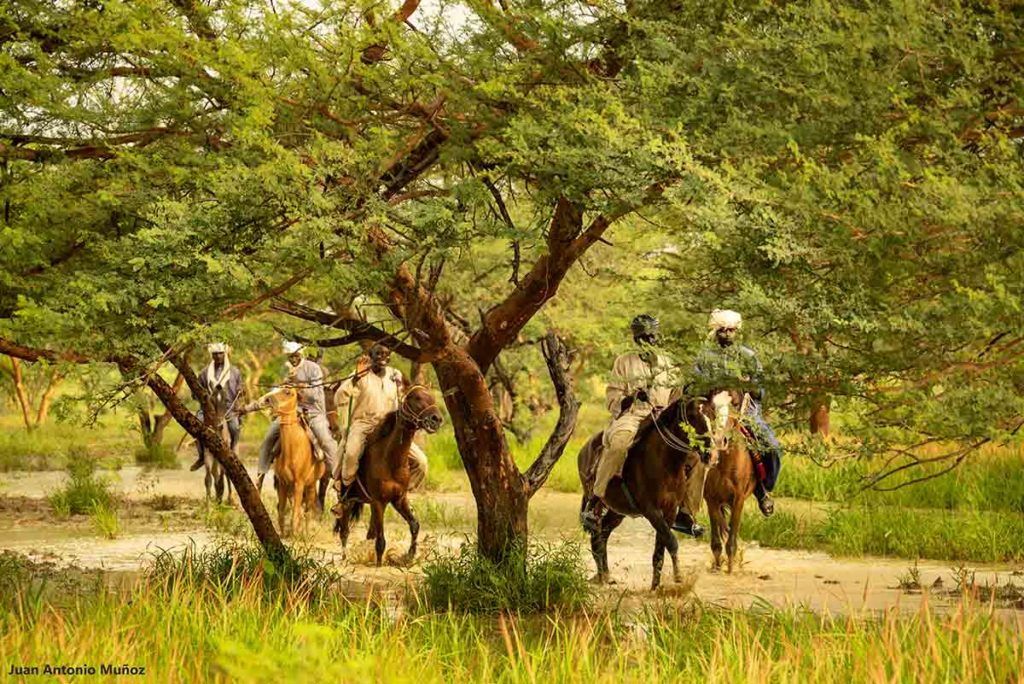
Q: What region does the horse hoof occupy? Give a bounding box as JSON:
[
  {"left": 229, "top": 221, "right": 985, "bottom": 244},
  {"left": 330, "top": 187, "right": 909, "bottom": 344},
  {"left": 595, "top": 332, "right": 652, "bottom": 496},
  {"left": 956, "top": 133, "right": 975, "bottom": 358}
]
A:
[{"left": 588, "top": 573, "right": 614, "bottom": 585}]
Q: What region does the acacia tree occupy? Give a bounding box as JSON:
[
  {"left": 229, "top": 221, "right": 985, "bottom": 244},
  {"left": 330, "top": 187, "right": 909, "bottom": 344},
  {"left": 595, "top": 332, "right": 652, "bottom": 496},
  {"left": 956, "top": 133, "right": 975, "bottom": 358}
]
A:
[
  {"left": 2, "top": 0, "right": 1021, "bottom": 558},
  {"left": 645, "top": 2, "right": 1024, "bottom": 479}
]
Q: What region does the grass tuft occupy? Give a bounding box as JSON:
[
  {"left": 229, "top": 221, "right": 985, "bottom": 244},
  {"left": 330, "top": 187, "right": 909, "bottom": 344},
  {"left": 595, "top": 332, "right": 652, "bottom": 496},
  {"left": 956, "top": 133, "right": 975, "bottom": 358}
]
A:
[
  {"left": 419, "top": 540, "right": 591, "bottom": 614},
  {"left": 46, "top": 450, "right": 114, "bottom": 517}
]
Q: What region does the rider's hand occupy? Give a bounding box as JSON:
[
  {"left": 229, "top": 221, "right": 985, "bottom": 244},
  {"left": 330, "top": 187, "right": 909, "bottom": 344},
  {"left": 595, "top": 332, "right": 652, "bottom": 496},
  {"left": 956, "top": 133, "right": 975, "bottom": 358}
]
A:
[{"left": 355, "top": 354, "right": 371, "bottom": 382}]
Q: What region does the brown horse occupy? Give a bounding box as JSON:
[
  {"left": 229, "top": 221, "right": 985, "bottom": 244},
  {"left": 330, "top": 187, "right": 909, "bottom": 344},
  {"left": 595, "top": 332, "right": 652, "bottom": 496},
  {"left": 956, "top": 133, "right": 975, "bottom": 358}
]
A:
[
  {"left": 267, "top": 387, "right": 326, "bottom": 537},
  {"left": 334, "top": 386, "right": 443, "bottom": 566},
  {"left": 702, "top": 391, "right": 757, "bottom": 573},
  {"left": 577, "top": 391, "right": 733, "bottom": 590}
]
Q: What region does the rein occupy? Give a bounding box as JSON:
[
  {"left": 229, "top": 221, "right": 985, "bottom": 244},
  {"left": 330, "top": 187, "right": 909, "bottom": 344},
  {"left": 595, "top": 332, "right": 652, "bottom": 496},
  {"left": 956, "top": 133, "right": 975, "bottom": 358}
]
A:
[{"left": 650, "top": 403, "right": 700, "bottom": 454}]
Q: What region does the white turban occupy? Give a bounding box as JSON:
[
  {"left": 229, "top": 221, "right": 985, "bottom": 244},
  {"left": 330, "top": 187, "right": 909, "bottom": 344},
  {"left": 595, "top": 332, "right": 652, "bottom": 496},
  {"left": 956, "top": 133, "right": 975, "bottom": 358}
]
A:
[
  {"left": 708, "top": 309, "right": 743, "bottom": 331},
  {"left": 207, "top": 342, "right": 227, "bottom": 354},
  {"left": 282, "top": 340, "right": 304, "bottom": 355}
]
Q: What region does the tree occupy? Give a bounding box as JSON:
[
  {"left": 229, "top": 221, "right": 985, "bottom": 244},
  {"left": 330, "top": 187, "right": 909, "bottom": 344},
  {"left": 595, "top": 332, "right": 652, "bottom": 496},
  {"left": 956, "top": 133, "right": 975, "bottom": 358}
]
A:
[
  {"left": 0, "top": 355, "right": 63, "bottom": 429},
  {"left": 2, "top": 0, "right": 1021, "bottom": 561}
]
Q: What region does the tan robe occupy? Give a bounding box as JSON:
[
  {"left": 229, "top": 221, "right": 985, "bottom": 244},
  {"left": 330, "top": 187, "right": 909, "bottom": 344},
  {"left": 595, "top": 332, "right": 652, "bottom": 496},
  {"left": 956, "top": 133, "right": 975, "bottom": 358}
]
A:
[{"left": 334, "top": 367, "right": 428, "bottom": 489}]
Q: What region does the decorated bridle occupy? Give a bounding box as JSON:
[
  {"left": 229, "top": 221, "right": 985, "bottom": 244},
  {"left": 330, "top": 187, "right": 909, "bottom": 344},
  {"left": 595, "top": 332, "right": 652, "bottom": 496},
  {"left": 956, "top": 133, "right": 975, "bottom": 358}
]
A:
[{"left": 397, "top": 384, "right": 436, "bottom": 429}]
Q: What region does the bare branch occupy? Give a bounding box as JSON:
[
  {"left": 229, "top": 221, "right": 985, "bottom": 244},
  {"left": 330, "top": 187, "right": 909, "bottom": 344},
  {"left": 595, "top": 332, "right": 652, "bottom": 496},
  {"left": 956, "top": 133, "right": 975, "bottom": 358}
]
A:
[{"left": 524, "top": 332, "right": 580, "bottom": 495}]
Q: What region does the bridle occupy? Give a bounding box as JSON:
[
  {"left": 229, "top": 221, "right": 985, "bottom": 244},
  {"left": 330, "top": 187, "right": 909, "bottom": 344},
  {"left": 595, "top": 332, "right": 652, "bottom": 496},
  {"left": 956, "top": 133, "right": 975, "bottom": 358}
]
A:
[
  {"left": 398, "top": 384, "right": 437, "bottom": 429},
  {"left": 650, "top": 393, "right": 736, "bottom": 465}
]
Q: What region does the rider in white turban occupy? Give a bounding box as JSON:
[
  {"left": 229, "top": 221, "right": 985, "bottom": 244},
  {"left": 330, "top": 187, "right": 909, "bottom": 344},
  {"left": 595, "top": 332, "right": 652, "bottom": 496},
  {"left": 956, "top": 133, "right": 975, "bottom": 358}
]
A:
[
  {"left": 189, "top": 342, "right": 245, "bottom": 472},
  {"left": 690, "top": 309, "right": 782, "bottom": 519},
  {"left": 243, "top": 340, "right": 338, "bottom": 511}
]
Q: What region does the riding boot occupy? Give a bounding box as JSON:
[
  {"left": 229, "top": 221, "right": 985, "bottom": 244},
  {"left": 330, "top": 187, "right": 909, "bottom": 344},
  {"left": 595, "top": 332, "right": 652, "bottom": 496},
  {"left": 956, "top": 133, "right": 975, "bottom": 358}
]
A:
[
  {"left": 755, "top": 483, "right": 775, "bottom": 518},
  {"left": 255, "top": 472, "right": 265, "bottom": 493},
  {"left": 671, "top": 511, "right": 706, "bottom": 538},
  {"left": 580, "top": 496, "right": 605, "bottom": 534},
  {"left": 188, "top": 454, "right": 205, "bottom": 472}
]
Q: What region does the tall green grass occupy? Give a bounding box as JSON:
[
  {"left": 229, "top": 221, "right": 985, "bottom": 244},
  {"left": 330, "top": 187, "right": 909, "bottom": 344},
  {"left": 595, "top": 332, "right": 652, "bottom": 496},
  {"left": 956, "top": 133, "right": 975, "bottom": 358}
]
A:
[
  {"left": 740, "top": 504, "right": 1024, "bottom": 563},
  {"left": 1, "top": 547, "right": 1020, "bottom": 683},
  {"left": 776, "top": 443, "right": 1024, "bottom": 513}
]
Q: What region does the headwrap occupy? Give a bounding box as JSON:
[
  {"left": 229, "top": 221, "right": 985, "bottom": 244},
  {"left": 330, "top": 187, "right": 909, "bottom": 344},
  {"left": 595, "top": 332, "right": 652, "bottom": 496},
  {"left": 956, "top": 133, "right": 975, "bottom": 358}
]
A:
[
  {"left": 708, "top": 309, "right": 743, "bottom": 331},
  {"left": 282, "top": 340, "right": 303, "bottom": 355},
  {"left": 205, "top": 345, "right": 232, "bottom": 389}
]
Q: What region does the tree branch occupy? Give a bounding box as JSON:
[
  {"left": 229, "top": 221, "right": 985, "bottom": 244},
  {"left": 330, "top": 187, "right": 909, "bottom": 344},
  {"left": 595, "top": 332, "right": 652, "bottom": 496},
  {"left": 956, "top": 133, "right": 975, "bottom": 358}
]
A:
[
  {"left": 524, "top": 332, "right": 580, "bottom": 496},
  {"left": 270, "top": 298, "right": 427, "bottom": 361},
  {"left": 467, "top": 197, "right": 615, "bottom": 373}
]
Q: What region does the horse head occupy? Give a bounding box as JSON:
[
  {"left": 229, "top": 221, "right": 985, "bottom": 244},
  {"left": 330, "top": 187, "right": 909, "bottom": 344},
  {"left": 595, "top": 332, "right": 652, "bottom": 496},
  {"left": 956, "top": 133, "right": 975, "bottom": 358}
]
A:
[
  {"left": 685, "top": 389, "right": 744, "bottom": 467},
  {"left": 269, "top": 386, "right": 299, "bottom": 422},
  {"left": 399, "top": 385, "right": 444, "bottom": 433}
]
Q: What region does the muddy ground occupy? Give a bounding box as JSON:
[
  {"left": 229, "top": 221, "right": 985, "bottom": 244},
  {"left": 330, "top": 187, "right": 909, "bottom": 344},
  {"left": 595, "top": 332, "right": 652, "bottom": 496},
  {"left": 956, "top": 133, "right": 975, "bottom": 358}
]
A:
[{"left": 1, "top": 465, "right": 1022, "bottom": 624}]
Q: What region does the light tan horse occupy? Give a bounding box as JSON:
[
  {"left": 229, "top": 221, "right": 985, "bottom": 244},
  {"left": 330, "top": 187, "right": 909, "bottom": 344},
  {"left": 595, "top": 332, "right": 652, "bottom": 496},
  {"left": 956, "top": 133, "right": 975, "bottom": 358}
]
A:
[
  {"left": 265, "top": 387, "right": 326, "bottom": 537},
  {"left": 702, "top": 390, "right": 757, "bottom": 573}
]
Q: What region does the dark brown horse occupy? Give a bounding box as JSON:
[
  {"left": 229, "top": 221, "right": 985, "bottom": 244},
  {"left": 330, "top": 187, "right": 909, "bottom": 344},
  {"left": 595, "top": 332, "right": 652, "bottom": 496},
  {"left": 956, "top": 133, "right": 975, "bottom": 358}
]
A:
[
  {"left": 577, "top": 391, "right": 733, "bottom": 589},
  {"left": 703, "top": 390, "right": 756, "bottom": 573},
  {"left": 334, "top": 386, "right": 443, "bottom": 566}
]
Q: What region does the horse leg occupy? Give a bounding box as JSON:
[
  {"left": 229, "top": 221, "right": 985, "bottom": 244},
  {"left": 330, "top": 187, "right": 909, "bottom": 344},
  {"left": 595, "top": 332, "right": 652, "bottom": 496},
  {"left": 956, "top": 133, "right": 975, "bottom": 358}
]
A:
[
  {"left": 276, "top": 479, "right": 288, "bottom": 537},
  {"left": 589, "top": 510, "right": 624, "bottom": 584},
  {"left": 708, "top": 503, "right": 726, "bottom": 571},
  {"left": 335, "top": 502, "right": 352, "bottom": 559},
  {"left": 641, "top": 505, "right": 677, "bottom": 591},
  {"left": 291, "top": 482, "right": 304, "bottom": 539},
  {"left": 393, "top": 495, "right": 420, "bottom": 563},
  {"left": 370, "top": 500, "right": 387, "bottom": 567},
  {"left": 663, "top": 504, "right": 683, "bottom": 584},
  {"left": 204, "top": 466, "right": 213, "bottom": 501},
  {"left": 214, "top": 466, "right": 225, "bottom": 504},
  {"left": 726, "top": 498, "right": 745, "bottom": 573}
]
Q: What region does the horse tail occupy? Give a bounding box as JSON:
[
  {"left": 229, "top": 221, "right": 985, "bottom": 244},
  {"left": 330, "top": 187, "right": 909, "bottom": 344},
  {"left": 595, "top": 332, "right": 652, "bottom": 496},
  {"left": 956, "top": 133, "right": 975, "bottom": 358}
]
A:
[{"left": 350, "top": 501, "right": 364, "bottom": 523}]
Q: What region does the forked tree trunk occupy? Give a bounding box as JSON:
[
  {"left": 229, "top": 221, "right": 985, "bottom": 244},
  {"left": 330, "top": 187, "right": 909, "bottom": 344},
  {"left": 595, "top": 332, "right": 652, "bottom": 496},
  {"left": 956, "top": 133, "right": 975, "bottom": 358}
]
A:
[
  {"left": 810, "top": 394, "right": 831, "bottom": 437},
  {"left": 2, "top": 356, "right": 63, "bottom": 429}
]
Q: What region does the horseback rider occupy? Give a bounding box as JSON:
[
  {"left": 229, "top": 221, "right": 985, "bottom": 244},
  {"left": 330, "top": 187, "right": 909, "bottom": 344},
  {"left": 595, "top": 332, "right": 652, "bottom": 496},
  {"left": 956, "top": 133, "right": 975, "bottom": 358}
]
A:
[
  {"left": 246, "top": 341, "right": 338, "bottom": 508},
  {"left": 581, "top": 314, "right": 707, "bottom": 537},
  {"left": 189, "top": 342, "right": 244, "bottom": 472},
  {"left": 333, "top": 343, "right": 428, "bottom": 495},
  {"left": 690, "top": 309, "right": 780, "bottom": 517}
]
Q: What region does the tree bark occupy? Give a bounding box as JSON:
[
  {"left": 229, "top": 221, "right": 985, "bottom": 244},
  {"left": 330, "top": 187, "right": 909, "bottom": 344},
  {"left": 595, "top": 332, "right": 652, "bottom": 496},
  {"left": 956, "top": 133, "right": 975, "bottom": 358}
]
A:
[
  {"left": 524, "top": 333, "right": 579, "bottom": 494},
  {"left": 810, "top": 394, "right": 831, "bottom": 437},
  {"left": 34, "top": 369, "right": 62, "bottom": 426},
  {"left": 7, "top": 357, "right": 34, "bottom": 429},
  {"left": 433, "top": 348, "right": 529, "bottom": 562}
]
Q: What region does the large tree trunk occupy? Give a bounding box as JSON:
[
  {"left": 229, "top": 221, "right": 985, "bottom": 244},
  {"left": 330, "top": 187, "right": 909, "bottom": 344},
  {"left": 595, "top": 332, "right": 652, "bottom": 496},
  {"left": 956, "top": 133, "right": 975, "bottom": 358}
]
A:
[
  {"left": 434, "top": 350, "right": 529, "bottom": 562},
  {"left": 810, "top": 394, "right": 831, "bottom": 436}
]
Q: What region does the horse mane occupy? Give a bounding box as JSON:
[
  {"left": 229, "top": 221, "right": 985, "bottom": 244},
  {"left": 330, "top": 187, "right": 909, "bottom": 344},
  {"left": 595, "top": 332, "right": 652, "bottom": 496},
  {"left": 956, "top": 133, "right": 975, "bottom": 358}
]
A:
[
  {"left": 366, "top": 411, "right": 400, "bottom": 446},
  {"left": 634, "top": 399, "right": 686, "bottom": 446}
]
